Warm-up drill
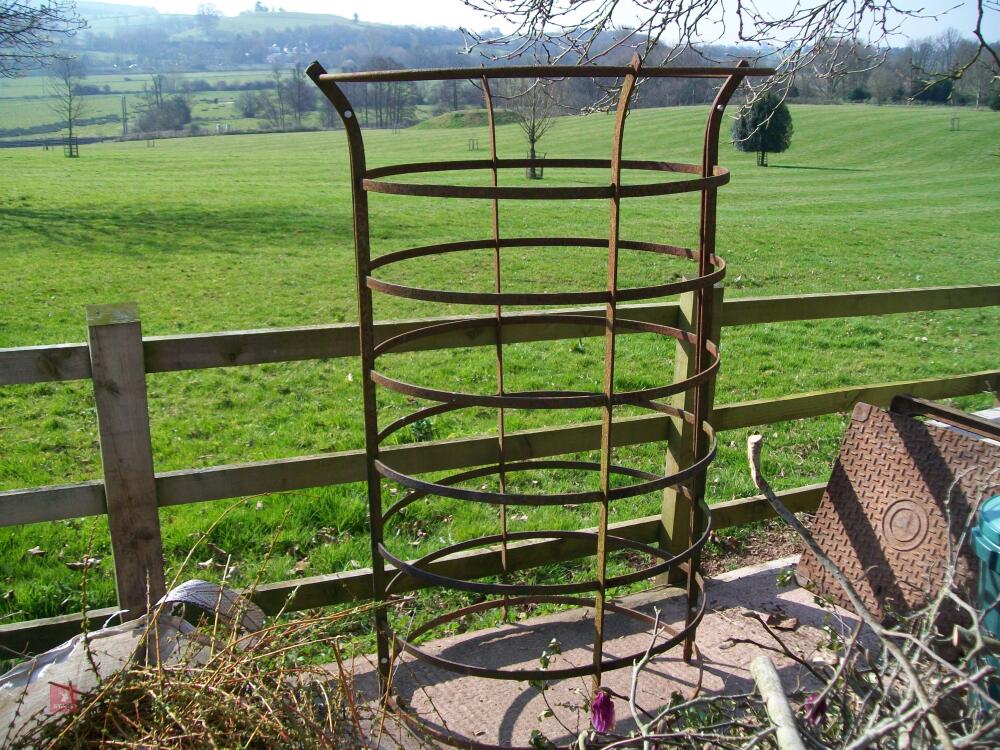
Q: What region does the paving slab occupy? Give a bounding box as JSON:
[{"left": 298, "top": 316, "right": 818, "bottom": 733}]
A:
[{"left": 346, "top": 555, "right": 866, "bottom": 748}]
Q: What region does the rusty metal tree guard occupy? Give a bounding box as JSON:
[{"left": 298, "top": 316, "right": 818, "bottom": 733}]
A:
[{"left": 308, "top": 57, "right": 769, "bottom": 748}]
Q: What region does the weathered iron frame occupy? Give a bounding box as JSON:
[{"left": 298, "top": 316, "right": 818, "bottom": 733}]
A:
[{"left": 308, "top": 58, "right": 767, "bottom": 749}]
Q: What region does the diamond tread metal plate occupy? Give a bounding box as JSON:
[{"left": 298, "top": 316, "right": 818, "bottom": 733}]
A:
[{"left": 797, "top": 402, "right": 1000, "bottom": 620}]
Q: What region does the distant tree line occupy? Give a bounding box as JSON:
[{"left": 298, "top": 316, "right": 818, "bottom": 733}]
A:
[
  {"left": 788, "top": 29, "right": 998, "bottom": 108},
  {"left": 26, "top": 12, "right": 999, "bottom": 146},
  {"left": 72, "top": 14, "right": 470, "bottom": 74},
  {"left": 233, "top": 64, "right": 317, "bottom": 129},
  {"left": 233, "top": 58, "right": 419, "bottom": 131},
  {"left": 59, "top": 7, "right": 998, "bottom": 112},
  {"left": 135, "top": 73, "right": 192, "bottom": 132},
  {"left": 72, "top": 83, "right": 113, "bottom": 95},
  {"left": 178, "top": 78, "right": 280, "bottom": 92}
]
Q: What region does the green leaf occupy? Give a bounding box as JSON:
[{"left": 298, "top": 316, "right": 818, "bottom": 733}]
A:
[{"left": 529, "top": 729, "right": 557, "bottom": 750}]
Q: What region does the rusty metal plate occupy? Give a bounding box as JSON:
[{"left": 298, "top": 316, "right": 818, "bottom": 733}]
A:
[{"left": 797, "top": 402, "right": 1000, "bottom": 620}]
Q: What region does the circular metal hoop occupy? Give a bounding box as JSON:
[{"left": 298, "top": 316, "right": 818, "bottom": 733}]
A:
[
  {"left": 307, "top": 58, "right": 758, "bottom": 750},
  {"left": 390, "top": 590, "right": 706, "bottom": 681},
  {"left": 376, "top": 426, "right": 716, "bottom": 508},
  {"left": 387, "top": 607, "right": 704, "bottom": 750},
  {"left": 363, "top": 159, "right": 729, "bottom": 200},
  {"left": 371, "top": 314, "right": 720, "bottom": 410},
  {"left": 381, "top": 524, "right": 711, "bottom": 597},
  {"left": 376, "top": 398, "right": 714, "bottom": 509},
  {"left": 368, "top": 237, "right": 725, "bottom": 306}
]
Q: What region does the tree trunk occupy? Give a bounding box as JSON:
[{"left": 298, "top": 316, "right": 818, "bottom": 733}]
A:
[{"left": 529, "top": 139, "right": 537, "bottom": 179}]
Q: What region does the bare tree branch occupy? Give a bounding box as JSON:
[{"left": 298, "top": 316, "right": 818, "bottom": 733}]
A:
[
  {"left": 500, "top": 77, "right": 558, "bottom": 176},
  {"left": 459, "top": 0, "right": 999, "bottom": 104},
  {"left": 0, "top": 1, "right": 86, "bottom": 78},
  {"left": 48, "top": 56, "right": 85, "bottom": 141}
]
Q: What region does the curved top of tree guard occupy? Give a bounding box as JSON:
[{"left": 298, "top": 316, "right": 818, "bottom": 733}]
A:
[
  {"left": 313, "top": 63, "right": 774, "bottom": 81},
  {"left": 308, "top": 57, "right": 770, "bottom": 750}
]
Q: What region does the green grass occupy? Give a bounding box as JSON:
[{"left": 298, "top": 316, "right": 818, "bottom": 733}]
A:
[
  {"left": 0, "top": 69, "right": 281, "bottom": 140},
  {"left": 1, "top": 103, "right": 998, "bottom": 635},
  {"left": 0, "top": 69, "right": 277, "bottom": 98},
  {"left": 211, "top": 11, "right": 372, "bottom": 35},
  {"left": 413, "top": 109, "right": 521, "bottom": 129}
]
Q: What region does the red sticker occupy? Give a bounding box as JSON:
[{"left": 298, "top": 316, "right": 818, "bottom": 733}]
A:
[{"left": 48, "top": 682, "right": 80, "bottom": 714}]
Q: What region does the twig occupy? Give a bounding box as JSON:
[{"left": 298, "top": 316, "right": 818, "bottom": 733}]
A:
[
  {"left": 953, "top": 624, "right": 1000, "bottom": 657},
  {"left": 739, "top": 611, "right": 826, "bottom": 682},
  {"left": 629, "top": 607, "right": 661, "bottom": 734},
  {"left": 811, "top": 618, "right": 864, "bottom": 711},
  {"left": 740, "top": 726, "right": 777, "bottom": 749}
]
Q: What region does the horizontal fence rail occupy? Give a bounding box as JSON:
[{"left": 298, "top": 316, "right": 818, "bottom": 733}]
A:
[
  {"left": 0, "top": 284, "right": 997, "bottom": 654},
  {"left": 0, "top": 483, "right": 828, "bottom": 655},
  {"left": 2, "top": 368, "right": 997, "bottom": 528},
  {"left": 2, "top": 284, "right": 997, "bottom": 386}
]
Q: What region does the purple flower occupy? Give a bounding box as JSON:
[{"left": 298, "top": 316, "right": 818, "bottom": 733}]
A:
[
  {"left": 591, "top": 688, "right": 616, "bottom": 733},
  {"left": 803, "top": 692, "right": 828, "bottom": 727}
]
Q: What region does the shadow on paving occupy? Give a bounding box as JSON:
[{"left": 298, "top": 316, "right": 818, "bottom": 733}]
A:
[{"left": 347, "top": 557, "right": 870, "bottom": 748}]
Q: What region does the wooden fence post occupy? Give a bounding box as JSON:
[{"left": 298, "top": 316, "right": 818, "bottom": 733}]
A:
[
  {"left": 86, "top": 303, "right": 165, "bottom": 616},
  {"left": 658, "top": 283, "right": 725, "bottom": 584}
]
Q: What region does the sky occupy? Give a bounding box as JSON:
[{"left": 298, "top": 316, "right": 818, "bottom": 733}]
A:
[
  {"left": 86, "top": 0, "right": 998, "bottom": 41},
  {"left": 88, "top": 0, "right": 503, "bottom": 30}
]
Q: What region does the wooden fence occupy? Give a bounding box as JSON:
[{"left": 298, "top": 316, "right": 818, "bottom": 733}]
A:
[{"left": 1, "top": 284, "right": 998, "bottom": 654}]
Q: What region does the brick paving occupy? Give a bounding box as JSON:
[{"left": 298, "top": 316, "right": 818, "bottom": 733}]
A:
[{"left": 346, "top": 556, "right": 863, "bottom": 748}]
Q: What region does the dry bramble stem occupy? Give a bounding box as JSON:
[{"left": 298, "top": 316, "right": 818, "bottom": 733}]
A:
[{"left": 748, "top": 655, "right": 806, "bottom": 750}]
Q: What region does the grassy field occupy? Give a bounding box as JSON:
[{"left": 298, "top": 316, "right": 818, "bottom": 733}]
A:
[
  {"left": 0, "top": 68, "right": 443, "bottom": 141},
  {"left": 1, "top": 103, "right": 998, "bottom": 643},
  {"left": 0, "top": 69, "right": 281, "bottom": 140}
]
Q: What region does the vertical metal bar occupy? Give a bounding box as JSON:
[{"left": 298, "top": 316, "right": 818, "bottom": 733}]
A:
[
  {"left": 482, "top": 75, "right": 510, "bottom": 620},
  {"left": 683, "top": 61, "right": 748, "bottom": 661},
  {"left": 307, "top": 62, "right": 391, "bottom": 689},
  {"left": 594, "top": 54, "right": 641, "bottom": 689}
]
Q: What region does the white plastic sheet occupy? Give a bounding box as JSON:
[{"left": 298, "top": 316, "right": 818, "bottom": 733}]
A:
[{"left": 0, "top": 580, "right": 263, "bottom": 745}]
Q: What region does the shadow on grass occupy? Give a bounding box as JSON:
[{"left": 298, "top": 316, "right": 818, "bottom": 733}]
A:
[
  {"left": 0, "top": 204, "right": 352, "bottom": 256},
  {"left": 767, "top": 165, "right": 869, "bottom": 172}
]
